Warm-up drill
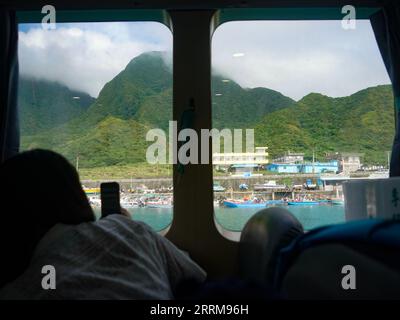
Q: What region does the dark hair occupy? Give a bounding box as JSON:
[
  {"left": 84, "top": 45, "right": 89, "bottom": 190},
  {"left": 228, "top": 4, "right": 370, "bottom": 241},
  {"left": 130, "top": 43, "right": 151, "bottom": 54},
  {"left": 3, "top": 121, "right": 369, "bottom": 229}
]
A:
[{"left": 0, "top": 149, "right": 95, "bottom": 287}]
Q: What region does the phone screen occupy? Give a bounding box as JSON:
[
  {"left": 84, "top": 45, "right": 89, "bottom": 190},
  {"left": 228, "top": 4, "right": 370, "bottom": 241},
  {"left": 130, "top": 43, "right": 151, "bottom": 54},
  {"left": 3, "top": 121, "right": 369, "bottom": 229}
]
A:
[{"left": 100, "top": 182, "right": 121, "bottom": 218}]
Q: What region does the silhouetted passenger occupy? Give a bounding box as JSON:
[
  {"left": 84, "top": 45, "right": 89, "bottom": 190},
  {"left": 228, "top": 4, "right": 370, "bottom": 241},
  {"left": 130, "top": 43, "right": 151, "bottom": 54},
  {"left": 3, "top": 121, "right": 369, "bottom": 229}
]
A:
[
  {"left": 0, "top": 149, "right": 206, "bottom": 299},
  {"left": 0, "top": 149, "right": 95, "bottom": 288}
]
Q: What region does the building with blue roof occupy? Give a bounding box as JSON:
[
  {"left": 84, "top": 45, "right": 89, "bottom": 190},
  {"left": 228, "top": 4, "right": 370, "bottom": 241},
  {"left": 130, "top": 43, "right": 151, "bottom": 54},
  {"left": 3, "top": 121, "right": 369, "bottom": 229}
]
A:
[{"left": 266, "top": 161, "right": 338, "bottom": 174}]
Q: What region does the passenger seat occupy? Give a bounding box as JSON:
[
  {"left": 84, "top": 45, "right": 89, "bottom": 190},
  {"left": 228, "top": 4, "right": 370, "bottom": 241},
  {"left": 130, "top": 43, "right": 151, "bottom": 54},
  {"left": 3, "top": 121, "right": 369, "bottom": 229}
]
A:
[{"left": 274, "top": 219, "right": 400, "bottom": 299}]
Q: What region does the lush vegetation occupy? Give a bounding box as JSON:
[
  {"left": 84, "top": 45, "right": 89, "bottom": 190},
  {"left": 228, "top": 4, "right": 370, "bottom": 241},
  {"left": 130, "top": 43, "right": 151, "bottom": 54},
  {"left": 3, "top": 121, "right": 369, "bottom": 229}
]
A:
[
  {"left": 20, "top": 51, "right": 395, "bottom": 179},
  {"left": 79, "top": 162, "right": 172, "bottom": 180},
  {"left": 255, "top": 86, "right": 394, "bottom": 164},
  {"left": 19, "top": 77, "right": 94, "bottom": 134},
  {"left": 211, "top": 75, "right": 295, "bottom": 129}
]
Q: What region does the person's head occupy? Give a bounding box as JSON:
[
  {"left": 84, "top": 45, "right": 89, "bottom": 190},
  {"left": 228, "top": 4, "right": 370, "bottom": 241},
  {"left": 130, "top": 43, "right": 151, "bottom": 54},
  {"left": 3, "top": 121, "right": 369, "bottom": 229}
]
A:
[{"left": 0, "top": 149, "right": 95, "bottom": 287}]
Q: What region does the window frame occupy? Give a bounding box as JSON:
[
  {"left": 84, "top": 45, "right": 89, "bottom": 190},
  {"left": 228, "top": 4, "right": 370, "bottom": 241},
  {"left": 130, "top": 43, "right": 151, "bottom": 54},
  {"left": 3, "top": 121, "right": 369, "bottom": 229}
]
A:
[
  {"left": 16, "top": 9, "right": 174, "bottom": 234},
  {"left": 210, "top": 6, "right": 389, "bottom": 240}
]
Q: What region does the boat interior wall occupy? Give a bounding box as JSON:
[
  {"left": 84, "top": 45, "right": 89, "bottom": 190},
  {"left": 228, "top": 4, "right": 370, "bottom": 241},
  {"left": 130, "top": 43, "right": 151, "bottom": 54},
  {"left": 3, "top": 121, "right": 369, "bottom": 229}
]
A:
[
  {"left": 0, "top": 0, "right": 391, "bottom": 11},
  {"left": 16, "top": 9, "right": 173, "bottom": 25},
  {"left": 239, "top": 208, "right": 304, "bottom": 284},
  {"left": 166, "top": 10, "right": 238, "bottom": 277},
  {"left": 0, "top": 10, "right": 19, "bottom": 163},
  {"left": 278, "top": 219, "right": 400, "bottom": 299},
  {"left": 370, "top": 5, "right": 400, "bottom": 177},
  {"left": 1, "top": 0, "right": 400, "bottom": 280}
]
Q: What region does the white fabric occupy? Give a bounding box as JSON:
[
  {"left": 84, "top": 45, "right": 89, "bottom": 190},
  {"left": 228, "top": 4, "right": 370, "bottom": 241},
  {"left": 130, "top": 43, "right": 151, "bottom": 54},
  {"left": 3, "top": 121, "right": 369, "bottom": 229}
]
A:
[{"left": 0, "top": 215, "right": 206, "bottom": 300}]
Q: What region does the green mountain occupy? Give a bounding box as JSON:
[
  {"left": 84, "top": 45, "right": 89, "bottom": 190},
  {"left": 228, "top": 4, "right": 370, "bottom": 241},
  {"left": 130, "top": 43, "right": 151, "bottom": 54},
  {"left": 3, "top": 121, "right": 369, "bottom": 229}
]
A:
[
  {"left": 20, "top": 52, "right": 174, "bottom": 167},
  {"left": 21, "top": 108, "right": 155, "bottom": 167},
  {"left": 57, "top": 117, "right": 150, "bottom": 167},
  {"left": 20, "top": 51, "right": 395, "bottom": 168},
  {"left": 19, "top": 77, "right": 95, "bottom": 135},
  {"left": 82, "top": 52, "right": 173, "bottom": 129},
  {"left": 212, "top": 75, "right": 295, "bottom": 129},
  {"left": 255, "top": 85, "right": 394, "bottom": 164},
  {"left": 80, "top": 52, "right": 291, "bottom": 131}
]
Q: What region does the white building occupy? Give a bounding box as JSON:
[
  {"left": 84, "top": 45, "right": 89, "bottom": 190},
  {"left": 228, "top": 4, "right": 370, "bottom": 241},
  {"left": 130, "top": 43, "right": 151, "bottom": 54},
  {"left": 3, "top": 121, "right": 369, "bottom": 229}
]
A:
[
  {"left": 213, "top": 147, "right": 269, "bottom": 168},
  {"left": 273, "top": 151, "right": 304, "bottom": 164},
  {"left": 326, "top": 152, "right": 363, "bottom": 173}
]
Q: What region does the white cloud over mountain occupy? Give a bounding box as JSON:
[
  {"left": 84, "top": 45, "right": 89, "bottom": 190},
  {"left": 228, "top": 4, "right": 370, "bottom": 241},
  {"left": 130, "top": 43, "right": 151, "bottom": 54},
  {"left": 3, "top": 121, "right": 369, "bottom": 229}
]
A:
[
  {"left": 19, "top": 20, "right": 390, "bottom": 100},
  {"left": 19, "top": 22, "right": 172, "bottom": 97}
]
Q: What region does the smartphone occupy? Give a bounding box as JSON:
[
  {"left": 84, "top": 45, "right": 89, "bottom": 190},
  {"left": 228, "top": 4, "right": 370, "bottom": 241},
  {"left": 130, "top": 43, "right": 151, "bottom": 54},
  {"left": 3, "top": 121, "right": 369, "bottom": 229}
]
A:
[{"left": 100, "top": 182, "right": 121, "bottom": 218}]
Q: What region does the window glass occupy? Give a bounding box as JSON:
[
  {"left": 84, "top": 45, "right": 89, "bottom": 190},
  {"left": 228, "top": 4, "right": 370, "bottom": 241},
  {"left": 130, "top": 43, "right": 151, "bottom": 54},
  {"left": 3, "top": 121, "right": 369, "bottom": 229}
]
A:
[
  {"left": 212, "top": 20, "right": 393, "bottom": 234},
  {"left": 18, "top": 21, "right": 173, "bottom": 232}
]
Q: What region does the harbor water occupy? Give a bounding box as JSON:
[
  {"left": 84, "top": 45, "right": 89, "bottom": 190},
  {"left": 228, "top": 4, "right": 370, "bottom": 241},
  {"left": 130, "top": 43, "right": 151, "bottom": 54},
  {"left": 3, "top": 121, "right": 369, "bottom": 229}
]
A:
[{"left": 94, "top": 204, "right": 345, "bottom": 233}]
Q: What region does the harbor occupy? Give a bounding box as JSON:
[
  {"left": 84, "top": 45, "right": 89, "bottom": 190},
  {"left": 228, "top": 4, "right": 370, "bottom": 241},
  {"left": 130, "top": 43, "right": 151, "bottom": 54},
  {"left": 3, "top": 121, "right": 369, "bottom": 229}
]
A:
[
  {"left": 91, "top": 202, "right": 345, "bottom": 233},
  {"left": 83, "top": 175, "right": 341, "bottom": 210},
  {"left": 84, "top": 174, "right": 350, "bottom": 233},
  {"left": 83, "top": 153, "right": 387, "bottom": 233},
  {"left": 83, "top": 170, "right": 389, "bottom": 210}
]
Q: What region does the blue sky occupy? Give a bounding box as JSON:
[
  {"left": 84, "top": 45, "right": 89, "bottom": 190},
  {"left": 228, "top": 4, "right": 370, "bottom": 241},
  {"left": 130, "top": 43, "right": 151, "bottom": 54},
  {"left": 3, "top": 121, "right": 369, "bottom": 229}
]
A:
[{"left": 18, "top": 20, "right": 390, "bottom": 99}]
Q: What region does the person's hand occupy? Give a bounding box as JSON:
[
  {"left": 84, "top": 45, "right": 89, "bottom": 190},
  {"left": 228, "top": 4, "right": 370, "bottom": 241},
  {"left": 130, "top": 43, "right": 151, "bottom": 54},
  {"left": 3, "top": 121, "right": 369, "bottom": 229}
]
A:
[{"left": 120, "top": 207, "right": 131, "bottom": 218}]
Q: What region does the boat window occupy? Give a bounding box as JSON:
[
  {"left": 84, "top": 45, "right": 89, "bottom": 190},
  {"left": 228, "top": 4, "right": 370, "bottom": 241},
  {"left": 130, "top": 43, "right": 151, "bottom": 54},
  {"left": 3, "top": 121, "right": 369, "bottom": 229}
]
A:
[
  {"left": 211, "top": 20, "right": 393, "bottom": 236},
  {"left": 18, "top": 21, "right": 173, "bottom": 233}
]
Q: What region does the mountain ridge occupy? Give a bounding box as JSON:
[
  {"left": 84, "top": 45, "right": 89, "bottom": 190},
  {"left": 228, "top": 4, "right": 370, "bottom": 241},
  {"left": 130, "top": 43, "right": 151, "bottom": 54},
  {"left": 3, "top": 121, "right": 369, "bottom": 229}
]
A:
[{"left": 20, "top": 51, "right": 395, "bottom": 167}]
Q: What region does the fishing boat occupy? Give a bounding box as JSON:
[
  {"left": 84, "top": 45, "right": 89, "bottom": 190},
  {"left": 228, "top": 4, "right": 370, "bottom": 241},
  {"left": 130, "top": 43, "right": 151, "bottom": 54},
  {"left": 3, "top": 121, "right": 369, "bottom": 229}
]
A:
[
  {"left": 120, "top": 199, "right": 140, "bottom": 208},
  {"left": 223, "top": 200, "right": 265, "bottom": 208},
  {"left": 146, "top": 197, "right": 173, "bottom": 209},
  {"left": 84, "top": 187, "right": 100, "bottom": 195},
  {"left": 223, "top": 199, "right": 284, "bottom": 208}
]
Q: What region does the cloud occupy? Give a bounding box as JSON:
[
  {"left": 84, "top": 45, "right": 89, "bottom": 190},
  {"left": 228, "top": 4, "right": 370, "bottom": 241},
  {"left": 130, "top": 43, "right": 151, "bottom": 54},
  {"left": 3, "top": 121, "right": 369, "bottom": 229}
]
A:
[
  {"left": 18, "top": 20, "right": 390, "bottom": 100},
  {"left": 18, "top": 22, "right": 172, "bottom": 97},
  {"left": 212, "top": 20, "right": 391, "bottom": 100}
]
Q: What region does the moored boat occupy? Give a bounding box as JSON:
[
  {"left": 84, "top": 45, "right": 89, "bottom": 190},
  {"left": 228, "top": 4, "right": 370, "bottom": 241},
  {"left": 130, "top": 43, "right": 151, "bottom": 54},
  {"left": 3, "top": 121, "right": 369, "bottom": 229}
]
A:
[
  {"left": 223, "top": 199, "right": 284, "bottom": 208},
  {"left": 223, "top": 200, "right": 266, "bottom": 208},
  {"left": 120, "top": 199, "right": 140, "bottom": 208},
  {"left": 84, "top": 187, "right": 100, "bottom": 195}
]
